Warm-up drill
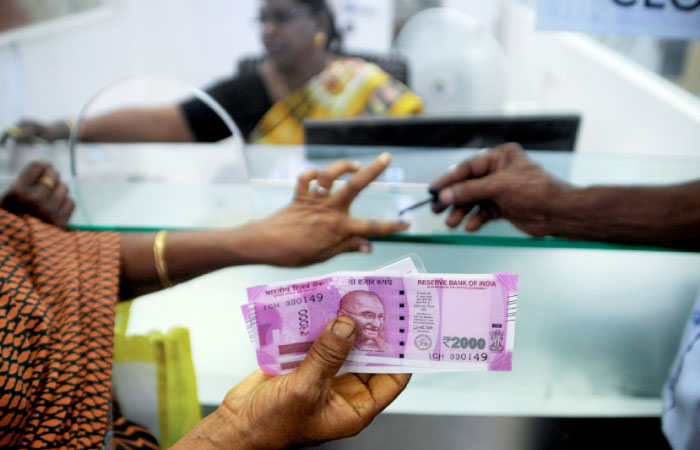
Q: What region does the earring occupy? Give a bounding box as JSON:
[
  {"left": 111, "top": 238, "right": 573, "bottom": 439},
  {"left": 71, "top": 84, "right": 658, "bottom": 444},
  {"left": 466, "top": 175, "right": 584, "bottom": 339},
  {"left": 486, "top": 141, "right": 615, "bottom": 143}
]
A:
[{"left": 314, "top": 31, "right": 328, "bottom": 48}]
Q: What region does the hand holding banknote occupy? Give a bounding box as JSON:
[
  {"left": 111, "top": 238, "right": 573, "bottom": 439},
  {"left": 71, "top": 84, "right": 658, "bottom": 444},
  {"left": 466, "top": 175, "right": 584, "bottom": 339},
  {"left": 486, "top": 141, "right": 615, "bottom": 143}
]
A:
[
  {"left": 429, "top": 142, "right": 569, "bottom": 236},
  {"left": 251, "top": 153, "right": 409, "bottom": 267},
  {"left": 174, "top": 317, "right": 411, "bottom": 450}
]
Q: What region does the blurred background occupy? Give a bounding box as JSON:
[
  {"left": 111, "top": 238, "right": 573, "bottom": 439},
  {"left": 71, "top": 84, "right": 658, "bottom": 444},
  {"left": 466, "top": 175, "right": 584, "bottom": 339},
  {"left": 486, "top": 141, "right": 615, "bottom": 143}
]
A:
[{"left": 0, "top": 0, "right": 698, "bottom": 157}]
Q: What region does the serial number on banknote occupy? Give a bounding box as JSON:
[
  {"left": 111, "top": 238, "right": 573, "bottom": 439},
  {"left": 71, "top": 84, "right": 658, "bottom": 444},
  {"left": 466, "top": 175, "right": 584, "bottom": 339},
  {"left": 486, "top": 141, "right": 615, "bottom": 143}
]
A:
[
  {"left": 262, "top": 294, "right": 325, "bottom": 310},
  {"left": 430, "top": 352, "right": 489, "bottom": 361}
]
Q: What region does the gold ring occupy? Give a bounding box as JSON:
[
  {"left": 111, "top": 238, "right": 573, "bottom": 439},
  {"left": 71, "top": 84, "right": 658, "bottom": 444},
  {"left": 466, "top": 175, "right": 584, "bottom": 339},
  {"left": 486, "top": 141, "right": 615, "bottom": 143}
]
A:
[{"left": 38, "top": 175, "right": 56, "bottom": 190}]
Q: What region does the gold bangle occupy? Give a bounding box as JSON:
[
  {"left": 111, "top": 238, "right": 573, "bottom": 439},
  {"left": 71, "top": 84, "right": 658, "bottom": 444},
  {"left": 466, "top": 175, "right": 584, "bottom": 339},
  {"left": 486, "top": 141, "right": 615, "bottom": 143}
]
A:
[{"left": 153, "top": 230, "right": 173, "bottom": 288}]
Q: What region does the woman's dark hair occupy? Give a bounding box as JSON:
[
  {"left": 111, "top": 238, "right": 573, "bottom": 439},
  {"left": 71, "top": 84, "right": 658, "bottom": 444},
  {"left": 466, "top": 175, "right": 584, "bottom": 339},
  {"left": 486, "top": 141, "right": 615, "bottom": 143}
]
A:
[{"left": 297, "top": 0, "right": 343, "bottom": 52}]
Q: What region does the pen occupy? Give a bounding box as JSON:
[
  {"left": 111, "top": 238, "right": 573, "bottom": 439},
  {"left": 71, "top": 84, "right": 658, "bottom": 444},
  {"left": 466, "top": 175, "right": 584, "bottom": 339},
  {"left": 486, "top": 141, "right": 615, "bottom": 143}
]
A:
[
  {"left": 398, "top": 196, "right": 435, "bottom": 217},
  {"left": 397, "top": 162, "right": 459, "bottom": 217}
]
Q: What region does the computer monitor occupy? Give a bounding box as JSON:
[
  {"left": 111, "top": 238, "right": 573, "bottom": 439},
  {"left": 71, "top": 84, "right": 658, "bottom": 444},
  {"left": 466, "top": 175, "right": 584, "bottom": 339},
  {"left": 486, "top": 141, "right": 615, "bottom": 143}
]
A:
[{"left": 304, "top": 114, "right": 581, "bottom": 153}]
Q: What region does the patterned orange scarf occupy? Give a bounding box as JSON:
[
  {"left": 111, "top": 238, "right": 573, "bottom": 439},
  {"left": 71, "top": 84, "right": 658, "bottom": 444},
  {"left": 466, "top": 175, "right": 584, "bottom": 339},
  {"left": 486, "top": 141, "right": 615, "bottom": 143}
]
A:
[{"left": 0, "top": 210, "right": 120, "bottom": 449}]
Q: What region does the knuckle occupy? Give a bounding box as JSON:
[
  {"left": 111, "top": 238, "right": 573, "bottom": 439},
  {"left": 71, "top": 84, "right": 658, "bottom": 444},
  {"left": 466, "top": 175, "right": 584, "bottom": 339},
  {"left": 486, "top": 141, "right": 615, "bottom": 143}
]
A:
[
  {"left": 329, "top": 160, "right": 351, "bottom": 172},
  {"left": 502, "top": 142, "right": 524, "bottom": 158},
  {"left": 455, "top": 163, "right": 471, "bottom": 178},
  {"left": 310, "top": 339, "right": 346, "bottom": 368},
  {"left": 327, "top": 213, "right": 343, "bottom": 229},
  {"left": 501, "top": 142, "right": 521, "bottom": 152},
  {"left": 297, "top": 170, "right": 315, "bottom": 184},
  {"left": 25, "top": 190, "right": 41, "bottom": 203},
  {"left": 27, "top": 161, "right": 48, "bottom": 173},
  {"left": 317, "top": 173, "right": 331, "bottom": 187}
]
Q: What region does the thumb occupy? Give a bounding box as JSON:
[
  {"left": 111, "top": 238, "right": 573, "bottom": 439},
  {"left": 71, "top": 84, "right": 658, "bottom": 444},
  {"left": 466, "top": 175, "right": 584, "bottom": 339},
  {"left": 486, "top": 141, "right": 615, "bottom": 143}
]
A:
[{"left": 295, "top": 316, "right": 356, "bottom": 381}]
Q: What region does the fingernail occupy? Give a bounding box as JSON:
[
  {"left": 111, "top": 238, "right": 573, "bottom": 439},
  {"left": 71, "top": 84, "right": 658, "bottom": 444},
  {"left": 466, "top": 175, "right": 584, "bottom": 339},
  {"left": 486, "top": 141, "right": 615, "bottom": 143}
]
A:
[
  {"left": 440, "top": 188, "right": 455, "bottom": 205},
  {"left": 359, "top": 243, "right": 372, "bottom": 253},
  {"left": 398, "top": 219, "right": 410, "bottom": 226},
  {"left": 378, "top": 153, "right": 391, "bottom": 164},
  {"left": 352, "top": 160, "right": 361, "bottom": 169},
  {"left": 333, "top": 318, "right": 356, "bottom": 338}
]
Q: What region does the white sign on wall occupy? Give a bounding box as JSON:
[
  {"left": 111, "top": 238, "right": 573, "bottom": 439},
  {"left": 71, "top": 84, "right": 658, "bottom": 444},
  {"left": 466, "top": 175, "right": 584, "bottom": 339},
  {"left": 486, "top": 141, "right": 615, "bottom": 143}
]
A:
[{"left": 536, "top": 0, "right": 700, "bottom": 39}]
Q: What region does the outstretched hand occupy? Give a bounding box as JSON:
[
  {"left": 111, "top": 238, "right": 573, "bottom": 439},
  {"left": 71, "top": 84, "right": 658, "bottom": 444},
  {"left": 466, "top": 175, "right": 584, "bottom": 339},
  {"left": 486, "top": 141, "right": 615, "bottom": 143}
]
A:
[
  {"left": 429, "top": 142, "right": 570, "bottom": 237},
  {"left": 1, "top": 120, "right": 70, "bottom": 145},
  {"left": 174, "top": 317, "right": 411, "bottom": 450},
  {"left": 253, "top": 153, "right": 409, "bottom": 266}
]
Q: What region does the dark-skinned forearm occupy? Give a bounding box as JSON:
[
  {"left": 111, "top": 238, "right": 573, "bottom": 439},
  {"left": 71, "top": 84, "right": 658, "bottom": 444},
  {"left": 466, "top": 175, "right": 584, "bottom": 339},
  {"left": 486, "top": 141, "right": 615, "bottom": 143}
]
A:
[
  {"left": 119, "top": 223, "right": 267, "bottom": 299},
  {"left": 546, "top": 180, "right": 700, "bottom": 250},
  {"left": 76, "top": 105, "right": 194, "bottom": 142}
]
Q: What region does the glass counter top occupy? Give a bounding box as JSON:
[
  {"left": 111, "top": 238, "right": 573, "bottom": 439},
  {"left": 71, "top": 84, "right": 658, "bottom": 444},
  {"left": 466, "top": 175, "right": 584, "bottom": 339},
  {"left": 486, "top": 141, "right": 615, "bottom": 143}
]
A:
[{"left": 1, "top": 142, "right": 699, "bottom": 252}]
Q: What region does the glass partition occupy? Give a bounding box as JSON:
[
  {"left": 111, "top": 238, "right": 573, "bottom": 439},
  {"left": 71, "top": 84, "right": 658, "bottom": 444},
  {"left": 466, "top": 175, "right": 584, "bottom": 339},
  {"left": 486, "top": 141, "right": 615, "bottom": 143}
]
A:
[{"left": 4, "top": 143, "right": 697, "bottom": 252}]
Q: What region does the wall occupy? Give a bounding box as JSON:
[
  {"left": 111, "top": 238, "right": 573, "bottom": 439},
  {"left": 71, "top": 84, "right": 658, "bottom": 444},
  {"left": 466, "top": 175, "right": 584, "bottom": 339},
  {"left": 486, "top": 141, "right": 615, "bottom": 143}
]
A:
[
  {"left": 0, "top": 0, "right": 262, "bottom": 127},
  {"left": 500, "top": 2, "right": 700, "bottom": 156}
]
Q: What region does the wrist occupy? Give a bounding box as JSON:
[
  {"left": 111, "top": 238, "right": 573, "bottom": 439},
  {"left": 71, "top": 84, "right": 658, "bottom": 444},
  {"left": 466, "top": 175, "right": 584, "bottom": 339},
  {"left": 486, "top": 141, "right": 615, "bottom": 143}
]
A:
[
  {"left": 545, "top": 184, "right": 599, "bottom": 239},
  {"left": 220, "top": 222, "right": 276, "bottom": 267},
  {"left": 215, "top": 395, "right": 263, "bottom": 450},
  {"left": 172, "top": 405, "right": 257, "bottom": 450},
  {"left": 47, "top": 120, "right": 72, "bottom": 140},
  {"left": 232, "top": 218, "right": 300, "bottom": 267}
]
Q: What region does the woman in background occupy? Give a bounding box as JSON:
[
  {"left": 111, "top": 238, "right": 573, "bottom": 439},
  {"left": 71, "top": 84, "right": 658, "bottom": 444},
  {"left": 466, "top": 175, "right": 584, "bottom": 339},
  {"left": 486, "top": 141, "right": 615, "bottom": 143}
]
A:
[{"left": 2, "top": 0, "right": 423, "bottom": 146}]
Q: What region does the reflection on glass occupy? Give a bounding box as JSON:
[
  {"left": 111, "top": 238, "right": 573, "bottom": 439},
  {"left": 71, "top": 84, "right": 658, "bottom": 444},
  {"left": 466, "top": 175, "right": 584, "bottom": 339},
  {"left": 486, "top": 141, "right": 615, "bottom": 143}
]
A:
[
  {"left": 593, "top": 35, "right": 699, "bottom": 97},
  {"left": 513, "top": 0, "right": 700, "bottom": 98}
]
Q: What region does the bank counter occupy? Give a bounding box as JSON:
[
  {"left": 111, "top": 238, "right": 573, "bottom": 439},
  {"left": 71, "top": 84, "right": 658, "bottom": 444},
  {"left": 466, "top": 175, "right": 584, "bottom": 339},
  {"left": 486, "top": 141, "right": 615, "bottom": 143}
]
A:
[{"left": 13, "top": 143, "right": 700, "bottom": 448}]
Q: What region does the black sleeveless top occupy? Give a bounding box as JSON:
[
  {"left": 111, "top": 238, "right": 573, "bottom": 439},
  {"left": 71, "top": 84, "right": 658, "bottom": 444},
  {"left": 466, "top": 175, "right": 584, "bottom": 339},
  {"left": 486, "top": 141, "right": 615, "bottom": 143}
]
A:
[{"left": 179, "top": 72, "right": 273, "bottom": 142}]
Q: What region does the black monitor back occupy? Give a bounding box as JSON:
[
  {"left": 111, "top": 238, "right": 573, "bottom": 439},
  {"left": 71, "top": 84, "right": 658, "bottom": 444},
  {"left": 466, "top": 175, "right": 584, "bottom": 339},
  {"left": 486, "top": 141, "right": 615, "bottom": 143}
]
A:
[{"left": 304, "top": 114, "right": 581, "bottom": 151}]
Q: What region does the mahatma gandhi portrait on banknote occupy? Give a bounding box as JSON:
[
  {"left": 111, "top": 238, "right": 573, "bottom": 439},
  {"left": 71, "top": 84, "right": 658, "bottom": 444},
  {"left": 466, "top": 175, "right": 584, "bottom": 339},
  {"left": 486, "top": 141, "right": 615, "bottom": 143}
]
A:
[{"left": 338, "top": 290, "right": 394, "bottom": 355}]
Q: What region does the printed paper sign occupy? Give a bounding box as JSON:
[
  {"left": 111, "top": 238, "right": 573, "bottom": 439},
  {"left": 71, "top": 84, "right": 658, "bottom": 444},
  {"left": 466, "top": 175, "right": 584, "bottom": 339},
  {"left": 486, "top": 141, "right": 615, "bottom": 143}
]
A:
[{"left": 536, "top": 0, "right": 700, "bottom": 39}]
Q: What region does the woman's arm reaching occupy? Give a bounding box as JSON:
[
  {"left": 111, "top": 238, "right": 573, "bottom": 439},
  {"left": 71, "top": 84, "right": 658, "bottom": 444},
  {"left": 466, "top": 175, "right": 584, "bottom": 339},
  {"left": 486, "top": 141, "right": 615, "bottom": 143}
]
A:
[{"left": 119, "top": 154, "right": 408, "bottom": 298}]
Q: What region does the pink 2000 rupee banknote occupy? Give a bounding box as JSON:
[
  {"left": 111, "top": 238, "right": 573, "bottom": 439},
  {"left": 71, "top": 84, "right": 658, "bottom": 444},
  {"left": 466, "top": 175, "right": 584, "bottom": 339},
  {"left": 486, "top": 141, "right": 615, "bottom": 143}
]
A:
[
  {"left": 244, "top": 272, "right": 518, "bottom": 375},
  {"left": 242, "top": 257, "right": 425, "bottom": 374}
]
